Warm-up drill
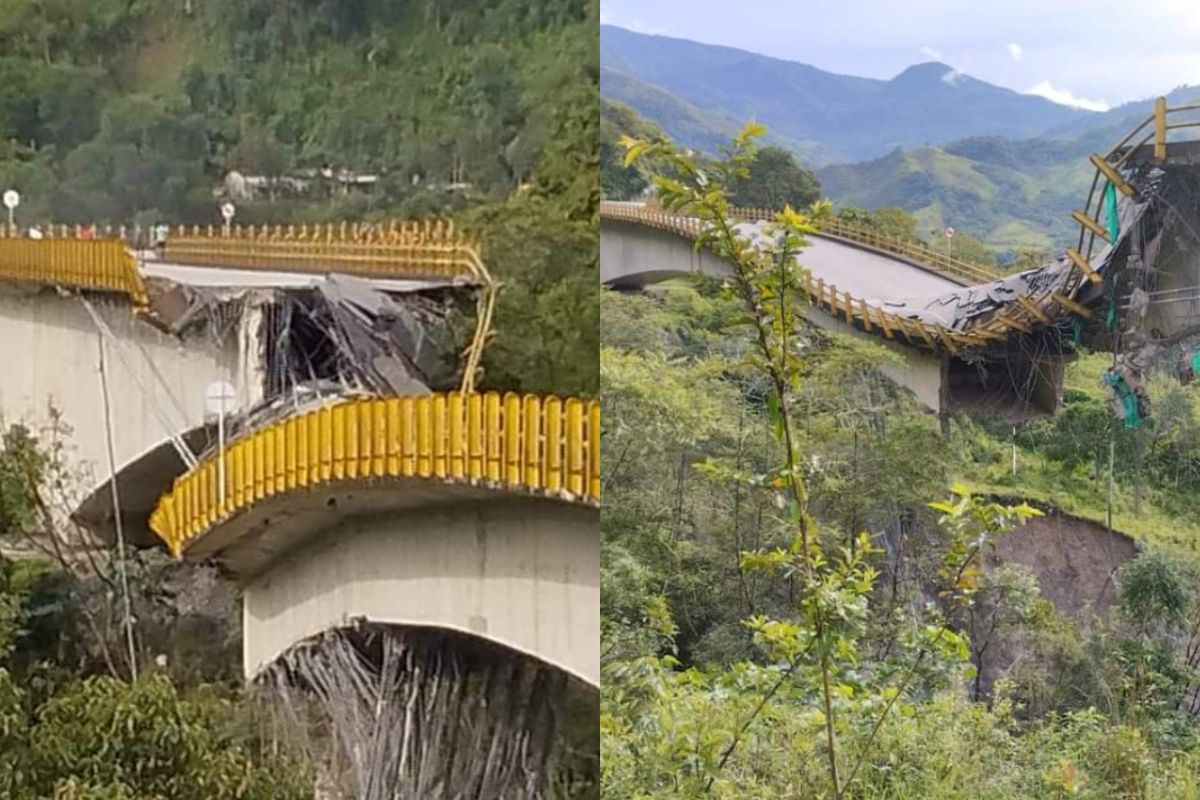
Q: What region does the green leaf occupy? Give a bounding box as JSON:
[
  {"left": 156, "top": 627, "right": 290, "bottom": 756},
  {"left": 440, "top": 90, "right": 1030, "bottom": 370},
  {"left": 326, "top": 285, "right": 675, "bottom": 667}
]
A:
[{"left": 622, "top": 141, "right": 651, "bottom": 168}]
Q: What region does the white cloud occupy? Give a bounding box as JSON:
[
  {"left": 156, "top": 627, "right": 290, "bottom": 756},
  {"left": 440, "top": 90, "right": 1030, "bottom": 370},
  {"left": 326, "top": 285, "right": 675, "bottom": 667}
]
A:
[
  {"left": 621, "top": 17, "right": 663, "bottom": 34},
  {"left": 1027, "top": 80, "right": 1110, "bottom": 112},
  {"left": 599, "top": 4, "right": 663, "bottom": 35},
  {"left": 1007, "top": 42, "right": 1023, "bottom": 61},
  {"left": 941, "top": 68, "right": 965, "bottom": 85},
  {"left": 919, "top": 45, "right": 943, "bottom": 61}
]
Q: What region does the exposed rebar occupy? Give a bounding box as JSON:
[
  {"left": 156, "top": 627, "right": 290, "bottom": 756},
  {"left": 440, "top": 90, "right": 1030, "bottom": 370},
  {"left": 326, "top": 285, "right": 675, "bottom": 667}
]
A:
[{"left": 261, "top": 624, "right": 571, "bottom": 799}]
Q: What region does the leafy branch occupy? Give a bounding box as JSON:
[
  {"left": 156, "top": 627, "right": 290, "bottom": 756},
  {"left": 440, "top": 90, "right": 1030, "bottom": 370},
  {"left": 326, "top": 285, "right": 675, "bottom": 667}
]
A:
[{"left": 623, "top": 125, "right": 1042, "bottom": 798}]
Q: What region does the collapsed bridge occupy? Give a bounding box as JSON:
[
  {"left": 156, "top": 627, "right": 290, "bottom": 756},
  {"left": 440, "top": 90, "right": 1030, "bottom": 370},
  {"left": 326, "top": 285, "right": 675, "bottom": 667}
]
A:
[
  {"left": 0, "top": 218, "right": 598, "bottom": 797},
  {"left": 602, "top": 97, "right": 1200, "bottom": 425}
]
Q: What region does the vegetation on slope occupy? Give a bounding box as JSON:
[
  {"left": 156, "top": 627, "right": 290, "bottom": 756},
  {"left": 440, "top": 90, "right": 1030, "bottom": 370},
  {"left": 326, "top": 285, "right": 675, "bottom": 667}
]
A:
[
  {"left": 961, "top": 351, "right": 1200, "bottom": 554},
  {"left": 0, "top": 421, "right": 308, "bottom": 796},
  {"left": 0, "top": 0, "right": 599, "bottom": 397},
  {"left": 599, "top": 66, "right": 827, "bottom": 164},
  {"left": 816, "top": 136, "right": 1100, "bottom": 257},
  {"left": 602, "top": 127, "right": 1200, "bottom": 798},
  {"left": 600, "top": 98, "right": 663, "bottom": 200}
]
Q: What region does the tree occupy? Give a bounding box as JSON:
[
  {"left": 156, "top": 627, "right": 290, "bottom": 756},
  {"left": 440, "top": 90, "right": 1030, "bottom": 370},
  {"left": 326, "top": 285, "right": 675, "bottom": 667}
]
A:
[
  {"left": 940, "top": 229, "right": 996, "bottom": 269},
  {"left": 5, "top": 674, "right": 309, "bottom": 798},
  {"left": 462, "top": 196, "right": 597, "bottom": 398},
  {"left": 836, "top": 205, "right": 919, "bottom": 240},
  {"left": 624, "top": 122, "right": 1040, "bottom": 798},
  {"left": 228, "top": 124, "right": 290, "bottom": 186},
  {"left": 728, "top": 145, "right": 820, "bottom": 210},
  {"left": 600, "top": 99, "right": 663, "bottom": 200}
]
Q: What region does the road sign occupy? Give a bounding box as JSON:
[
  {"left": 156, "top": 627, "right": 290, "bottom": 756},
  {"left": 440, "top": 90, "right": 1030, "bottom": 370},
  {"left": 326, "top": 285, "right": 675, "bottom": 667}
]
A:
[
  {"left": 204, "top": 380, "right": 237, "bottom": 417},
  {"left": 220, "top": 202, "right": 236, "bottom": 223},
  {"left": 3, "top": 190, "right": 17, "bottom": 228},
  {"left": 944, "top": 226, "right": 956, "bottom": 239}
]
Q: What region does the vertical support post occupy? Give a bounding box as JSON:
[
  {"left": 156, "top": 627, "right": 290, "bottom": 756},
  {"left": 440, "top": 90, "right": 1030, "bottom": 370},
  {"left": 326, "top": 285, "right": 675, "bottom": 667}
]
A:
[
  {"left": 1011, "top": 425, "right": 1017, "bottom": 479},
  {"left": 1154, "top": 96, "right": 1168, "bottom": 161},
  {"left": 938, "top": 354, "right": 951, "bottom": 439},
  {"left": 217, "top": 394, "right": 226, "bottom": 510},
  {"left": 1106, "top": 435, "right": 1115, "bottom": 535}
]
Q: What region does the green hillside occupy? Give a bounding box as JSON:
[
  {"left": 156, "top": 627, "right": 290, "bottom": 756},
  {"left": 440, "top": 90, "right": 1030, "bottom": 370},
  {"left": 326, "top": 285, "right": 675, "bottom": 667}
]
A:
[
  {"left": 600, "top": 66, "right": 826, "bottom": 163},
  {"left": 0, "top": 0, "right": 596, "bottom": 223},
  {"left": 599, "top": 24, "right": 1200, "bottom": 260},
  {"left": 817, "top": 135, "right": 1104, "bottom": 256}
]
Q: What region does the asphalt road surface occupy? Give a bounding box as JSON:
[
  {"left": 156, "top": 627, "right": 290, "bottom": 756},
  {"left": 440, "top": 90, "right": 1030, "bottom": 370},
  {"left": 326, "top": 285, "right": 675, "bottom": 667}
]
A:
[{"left": 737, "top": 221, "right": 960, "bottom": 305}]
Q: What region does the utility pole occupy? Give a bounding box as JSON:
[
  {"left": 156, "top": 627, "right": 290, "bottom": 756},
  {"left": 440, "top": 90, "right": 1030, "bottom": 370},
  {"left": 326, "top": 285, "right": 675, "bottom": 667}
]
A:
[{"left": 1011, "top": 425, "right": 1018, "bottom": 479}]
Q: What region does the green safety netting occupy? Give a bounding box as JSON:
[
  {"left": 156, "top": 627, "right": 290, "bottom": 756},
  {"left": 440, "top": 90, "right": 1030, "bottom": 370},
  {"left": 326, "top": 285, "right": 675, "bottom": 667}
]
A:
[
  {"left": 1103, "top": 369, "right": 1141, "bottom": 429},
  {"left": 1105, "top": 279, "right": 1118, "bottom": 332},
  {"left": 1105, "top": 181, "right": 1121, "bottom": 241}
]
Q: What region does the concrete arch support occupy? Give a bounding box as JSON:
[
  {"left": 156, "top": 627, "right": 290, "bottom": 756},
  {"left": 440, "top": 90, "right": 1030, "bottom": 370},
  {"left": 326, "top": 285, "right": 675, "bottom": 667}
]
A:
[{"left": 242, "top": 497, "right": 599, "bottom": 687}]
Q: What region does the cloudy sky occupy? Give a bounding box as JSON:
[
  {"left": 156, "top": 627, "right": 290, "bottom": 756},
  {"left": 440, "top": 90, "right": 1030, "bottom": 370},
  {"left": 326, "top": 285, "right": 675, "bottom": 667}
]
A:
[{"left": 600, "top": 0, "right": 1200, "bottom": 111}]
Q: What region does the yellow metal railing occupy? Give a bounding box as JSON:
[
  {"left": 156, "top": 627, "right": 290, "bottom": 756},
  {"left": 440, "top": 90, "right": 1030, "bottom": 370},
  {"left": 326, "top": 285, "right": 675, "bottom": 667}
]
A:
[
  {"left": 1, "top": 219, "right": 497, "bottom": 394},
  {"left": 731, "top": 207, "right": 999, "bottom": 284},
  {"left": 0, "top": 231, "right": 149, "bottom": 307},
  {"left": 598, "top": 201, "right": 998, "bottom": 285},
  {"left": 148, "top": 391, "right": 601, "bottom": 556},
  {"left": 163, "top": 220, "right": 485, "bottom": 283},
  {"left": 599, "top": 201, "right": 1079, "bottom": 352}
]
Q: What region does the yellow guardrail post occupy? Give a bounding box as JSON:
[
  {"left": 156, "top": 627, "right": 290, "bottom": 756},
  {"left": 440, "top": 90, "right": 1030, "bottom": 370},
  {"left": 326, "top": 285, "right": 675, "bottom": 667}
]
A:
[
  {"left": 0, "top": 238, "right": 148, "bottom": 308},
  {"left": 147, "top": 392, "right": 601, "bottom": 555},
  {"left": 1155, "top": 96, "right": 1168, "bottom": 161}
]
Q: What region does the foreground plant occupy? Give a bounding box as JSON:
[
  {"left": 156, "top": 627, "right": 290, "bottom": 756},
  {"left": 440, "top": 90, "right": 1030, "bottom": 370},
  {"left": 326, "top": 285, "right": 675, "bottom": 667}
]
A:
[{"left": 622, "top": 124, "right": 1040, "bottom": 797}]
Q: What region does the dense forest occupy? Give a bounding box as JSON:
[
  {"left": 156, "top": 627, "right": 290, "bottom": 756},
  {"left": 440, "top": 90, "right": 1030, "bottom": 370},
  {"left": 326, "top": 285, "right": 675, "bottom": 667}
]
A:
[
  {"left": 0, "top": 1, "right": 597, "bottom": 795},
  {"left": 0, "top": 0, "right": 598, "bottom": 397},
  {"left": 601, "top": 128, "right": 1200, "bottom": 797}
]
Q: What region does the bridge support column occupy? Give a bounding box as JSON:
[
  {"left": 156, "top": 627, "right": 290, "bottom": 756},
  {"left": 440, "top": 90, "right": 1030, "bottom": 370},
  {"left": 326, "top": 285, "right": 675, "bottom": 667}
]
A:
[{"left": 241, "top": 496, "right": 599, "bottom": 688}]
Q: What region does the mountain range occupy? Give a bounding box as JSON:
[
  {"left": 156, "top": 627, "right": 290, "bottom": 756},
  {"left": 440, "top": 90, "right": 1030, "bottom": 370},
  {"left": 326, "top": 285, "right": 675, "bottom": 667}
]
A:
[
  {"left": 601, "top": 24, "right": 1200, "bottom": 253},
  {"left": 601, "top": 25, "right": 1097, "bottom": 164}
]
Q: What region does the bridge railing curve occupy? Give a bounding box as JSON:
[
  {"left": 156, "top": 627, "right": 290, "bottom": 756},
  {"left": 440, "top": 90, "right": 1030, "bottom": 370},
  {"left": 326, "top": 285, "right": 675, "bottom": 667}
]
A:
[
  {"left": 729, "top": 207, "right": 998, "bottom": 284},
  {"left": 600, "top": 201, "right": 1091, "bottom": 353},
  {"left": 149, "top": 391, "right": 601, "bottom": 557}
]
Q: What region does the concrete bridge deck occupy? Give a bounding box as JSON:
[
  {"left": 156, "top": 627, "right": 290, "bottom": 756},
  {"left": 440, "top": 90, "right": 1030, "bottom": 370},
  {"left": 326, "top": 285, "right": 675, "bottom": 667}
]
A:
[{"left": 602, "top": 205, "right": 1080, "bottom": 420}]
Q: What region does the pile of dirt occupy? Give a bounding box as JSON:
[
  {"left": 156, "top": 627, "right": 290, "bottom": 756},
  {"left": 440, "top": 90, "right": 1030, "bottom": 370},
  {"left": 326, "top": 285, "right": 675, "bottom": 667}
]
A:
[
  {"left": 988, "top": 507, "right": 1137, "bottom": 623},
  {"left": 970, "top": 505, "right": 1138, "bottom": 698}
]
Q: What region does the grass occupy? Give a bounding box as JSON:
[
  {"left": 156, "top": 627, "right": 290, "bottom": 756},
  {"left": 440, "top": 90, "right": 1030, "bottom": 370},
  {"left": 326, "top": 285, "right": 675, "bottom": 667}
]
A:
[
  {"left": 905, "top": 148, "right": 997, "bottom": 200},
  {"left": 958, "top": 350, "right": 1200, "bottom": 557},
  {"left": 985, "top": 220, "right": 1052, "bottom": 251}
]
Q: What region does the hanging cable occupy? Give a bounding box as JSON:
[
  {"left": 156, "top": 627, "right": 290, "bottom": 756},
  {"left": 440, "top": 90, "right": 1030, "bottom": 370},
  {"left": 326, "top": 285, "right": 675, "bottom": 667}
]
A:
[
  {"left": 78, "top": 297, "right": 198, "bottom": 470},
  {"left": 98, "top": 333, "right": 139, "bottom": 681}
]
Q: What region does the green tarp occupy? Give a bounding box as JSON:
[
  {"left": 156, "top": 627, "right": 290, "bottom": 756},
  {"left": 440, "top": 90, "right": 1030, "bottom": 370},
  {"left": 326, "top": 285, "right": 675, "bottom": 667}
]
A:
[
  {"left": 1103, "top": 369, "right": 1140, "bottom": 429},
  {"left": 1105, "top": 182, "right": 1120, "bottom": 241}
]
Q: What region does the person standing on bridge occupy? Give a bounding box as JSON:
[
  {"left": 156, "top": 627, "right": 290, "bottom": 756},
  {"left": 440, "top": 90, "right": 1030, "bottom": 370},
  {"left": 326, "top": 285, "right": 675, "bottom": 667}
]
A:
[{"left": 153, "top": 223, "right": 169, "bottom": 257}]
